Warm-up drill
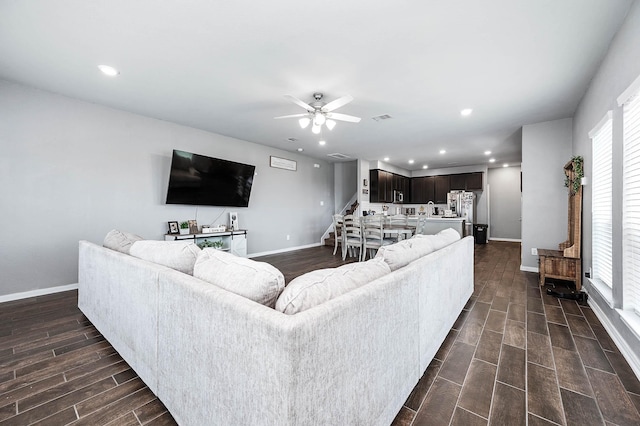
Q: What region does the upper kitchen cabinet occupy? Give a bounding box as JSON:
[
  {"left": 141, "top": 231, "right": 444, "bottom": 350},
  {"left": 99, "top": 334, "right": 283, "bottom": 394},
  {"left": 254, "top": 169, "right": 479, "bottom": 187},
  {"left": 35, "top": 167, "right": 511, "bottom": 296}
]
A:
[
  {"left": 449, "top": 174, "right": 467, "bottom": 190},
  {"left": 466, "top": 172, "right": 483, "bottom": 190},
  {"left": 449, "top": 172, "right": 484, "bottom": 191},
  {"left": 434, "top": 175, "right": 450, "bottom": 203},
  {"left": 369, "top": 169, "right": 410, "bottom": 203},
  {"left": 410, "top": 176, "right": 435, "bottom": 203}
]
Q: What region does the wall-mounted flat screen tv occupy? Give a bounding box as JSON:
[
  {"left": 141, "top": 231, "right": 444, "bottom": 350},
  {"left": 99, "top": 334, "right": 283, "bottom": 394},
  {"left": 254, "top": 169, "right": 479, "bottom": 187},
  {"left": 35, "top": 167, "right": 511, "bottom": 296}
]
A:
[{"left": 166, "top": 149, "right": 255, "bottom": 207}]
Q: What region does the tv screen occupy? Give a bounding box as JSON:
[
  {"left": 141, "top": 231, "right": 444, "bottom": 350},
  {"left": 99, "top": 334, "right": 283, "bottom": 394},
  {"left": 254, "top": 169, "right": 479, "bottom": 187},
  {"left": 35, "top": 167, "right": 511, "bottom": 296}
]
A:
[{"left": 166, "top": 150, "right": 255, "bottom": 207}]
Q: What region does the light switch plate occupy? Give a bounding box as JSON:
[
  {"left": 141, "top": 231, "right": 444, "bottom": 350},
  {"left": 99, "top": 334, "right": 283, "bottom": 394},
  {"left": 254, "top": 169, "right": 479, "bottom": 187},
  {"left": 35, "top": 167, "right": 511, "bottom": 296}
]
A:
[{"left": 531, "top": 248, "right": 538, "bottom": 255}]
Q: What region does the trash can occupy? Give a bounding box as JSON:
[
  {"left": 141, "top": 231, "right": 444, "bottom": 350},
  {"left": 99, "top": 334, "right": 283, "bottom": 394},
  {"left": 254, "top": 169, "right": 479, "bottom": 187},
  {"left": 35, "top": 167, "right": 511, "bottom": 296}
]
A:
[{"left": 473, "top": 224, "right": 488, "bottom": 244}]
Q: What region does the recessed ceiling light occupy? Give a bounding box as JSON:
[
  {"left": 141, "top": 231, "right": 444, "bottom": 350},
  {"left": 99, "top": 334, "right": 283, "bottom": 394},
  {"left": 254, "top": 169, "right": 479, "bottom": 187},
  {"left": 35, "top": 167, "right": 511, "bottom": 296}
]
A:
[
  {"left": 489, "top": 158, "right": 496, "bottom": 163},
  {"left": 422, "top": 165, "right": 428, "bottom": 169},
  {"left": 297, "top": 148, "right": 304, "bottom": 152},
  {"left": 484, "top": 150, "right": 492, "bottom": 155},
  {"left": 383, "top": 157, "right": 390, "bottom": 161},
  {"left": 98, "top": 65, "right": 119, "bottom": 77},
  {"left": 503, "top": 163, "right": 509, "bottom": 167},
  {"left": 319, "top": 140, "right": 326, "bottom": 146},
  {"left": 408, "top": 159, "right": 415, "bottom": 164},
  {"left": 439, "top": 149, "right": 446, "bottom": 154},
  {"left": 461, "top": 108, "right": 473, "bottom": 116}
]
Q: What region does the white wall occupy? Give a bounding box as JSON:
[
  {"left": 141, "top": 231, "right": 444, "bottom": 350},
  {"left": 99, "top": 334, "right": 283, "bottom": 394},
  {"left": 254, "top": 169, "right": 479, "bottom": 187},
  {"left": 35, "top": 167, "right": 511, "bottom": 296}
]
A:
[
  {"left": 488, "top": 166, "right": 522, "bottom": 240},
  {"left": 0, "top": 80, "right": 335, "bottom": 297},
  {"left": 334, "top": 160, "right": 357, "bottom": 212},
  {"left": 572, "top": 0, "right": 640, "bottom": 372},
  {"left": 521, "top": 118, "right": 573, "bottom": 270}
]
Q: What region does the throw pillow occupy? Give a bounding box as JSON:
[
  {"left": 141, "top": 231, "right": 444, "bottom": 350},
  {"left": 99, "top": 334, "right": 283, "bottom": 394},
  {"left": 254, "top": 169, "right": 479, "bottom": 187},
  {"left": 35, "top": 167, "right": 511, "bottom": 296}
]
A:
[
  {"left": 193, "top": 249, "right": 285, "bottom": 308},
  {"left": 276, "top": 258, "right": 391, "bottom": 315},
  {"left": 103, "top": 229, "right": 144, "bottom": 254},
  {"left": 374, "top": 239, "right": 421, "bottom": 271},
  {"left": 129, "top": 240, "right": 201, "bottom": 275}
]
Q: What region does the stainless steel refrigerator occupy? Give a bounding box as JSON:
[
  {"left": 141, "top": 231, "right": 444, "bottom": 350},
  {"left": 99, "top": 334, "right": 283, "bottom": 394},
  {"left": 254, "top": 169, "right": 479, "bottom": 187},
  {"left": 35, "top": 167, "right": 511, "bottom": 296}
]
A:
[{"left": 447, "top": 191, "right": 475, "bottom": 236}]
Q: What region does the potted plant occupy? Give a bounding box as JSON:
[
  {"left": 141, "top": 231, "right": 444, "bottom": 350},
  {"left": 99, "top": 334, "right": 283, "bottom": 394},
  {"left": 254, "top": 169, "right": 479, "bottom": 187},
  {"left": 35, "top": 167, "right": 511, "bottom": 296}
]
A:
[
  {"left": 197, "top": 240, "right": 225, "bottom": 250},
  {"left": 179, "top": 221, "right": 190, "bottom": 235}
]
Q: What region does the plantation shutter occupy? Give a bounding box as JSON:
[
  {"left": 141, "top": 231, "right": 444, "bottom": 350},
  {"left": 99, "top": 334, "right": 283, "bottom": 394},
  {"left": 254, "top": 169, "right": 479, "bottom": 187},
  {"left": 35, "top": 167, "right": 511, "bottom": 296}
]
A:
[
  {"left": 590, "top": 112, "right": 613, "bottom": 288},
  {"left": 621, "top": 86, "right": 640, "bottom": 314}
]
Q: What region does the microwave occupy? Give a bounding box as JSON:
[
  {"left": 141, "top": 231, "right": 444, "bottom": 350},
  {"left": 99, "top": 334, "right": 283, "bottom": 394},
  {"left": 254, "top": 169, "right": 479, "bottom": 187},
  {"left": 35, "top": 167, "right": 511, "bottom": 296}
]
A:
[{"left": 393, "top": 190, "right": 404, "bottom": 203}]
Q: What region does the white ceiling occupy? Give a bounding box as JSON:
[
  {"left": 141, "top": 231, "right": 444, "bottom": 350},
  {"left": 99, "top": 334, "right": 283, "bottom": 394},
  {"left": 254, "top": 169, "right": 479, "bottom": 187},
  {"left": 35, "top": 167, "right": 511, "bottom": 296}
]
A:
[{"left": 0, "top": 0, "right": 633, "bottom": 171}]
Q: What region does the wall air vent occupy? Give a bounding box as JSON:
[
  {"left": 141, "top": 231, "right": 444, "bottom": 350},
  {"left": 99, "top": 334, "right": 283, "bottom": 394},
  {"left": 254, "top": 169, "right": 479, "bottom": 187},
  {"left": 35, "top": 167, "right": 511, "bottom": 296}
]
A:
[
  {"left": 327, "top": 153, "right": 351, "bottom": 160},
  {"left": 372, "top": 114, "right": 393, "bottom": 122}
]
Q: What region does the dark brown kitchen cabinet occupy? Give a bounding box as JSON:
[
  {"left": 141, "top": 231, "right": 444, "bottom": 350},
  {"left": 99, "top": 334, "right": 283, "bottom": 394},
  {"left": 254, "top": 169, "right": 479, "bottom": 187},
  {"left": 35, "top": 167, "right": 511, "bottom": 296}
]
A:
[
  {"left": 465, "top": 172, "right": 483, "bottom": 190},
  {"left": 434, "top": 175, "right": 450, "bottom": 203},
  {"left": 410, "top": 176, "right": 436, "bottom": 204},
  {"left": 370, "top": 169, "right": 411, "bottom": 203},
  {"left": 448, "top": 172, "right": 484, "bottom": 191},
  {"left": 449, "top": 174, "right": 467, "bottom": 190}
]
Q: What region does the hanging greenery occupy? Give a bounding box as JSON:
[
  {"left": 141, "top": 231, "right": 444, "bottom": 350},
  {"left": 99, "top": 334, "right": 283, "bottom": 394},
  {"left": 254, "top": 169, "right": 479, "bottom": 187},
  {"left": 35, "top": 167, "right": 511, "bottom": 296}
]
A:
[{"left": 564, "top": 155, "right": 584, "bottom": 195}]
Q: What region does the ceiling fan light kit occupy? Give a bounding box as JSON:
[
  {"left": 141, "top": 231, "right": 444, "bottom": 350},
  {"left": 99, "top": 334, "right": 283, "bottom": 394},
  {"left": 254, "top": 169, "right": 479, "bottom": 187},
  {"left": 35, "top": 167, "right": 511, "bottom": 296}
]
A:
[{"left": 275, "top": 92, "right": 361, "bottom": 134}]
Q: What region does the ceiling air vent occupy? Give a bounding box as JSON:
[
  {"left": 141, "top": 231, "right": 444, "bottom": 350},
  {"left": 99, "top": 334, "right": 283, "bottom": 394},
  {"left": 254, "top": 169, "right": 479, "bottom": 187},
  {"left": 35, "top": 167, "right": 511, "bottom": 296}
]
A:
[
  {"left": 372, "top": 114, "right": 392, "bottom": 122},
  {"left": 327, "top": 153, "right": 351, "bottom": 160}
]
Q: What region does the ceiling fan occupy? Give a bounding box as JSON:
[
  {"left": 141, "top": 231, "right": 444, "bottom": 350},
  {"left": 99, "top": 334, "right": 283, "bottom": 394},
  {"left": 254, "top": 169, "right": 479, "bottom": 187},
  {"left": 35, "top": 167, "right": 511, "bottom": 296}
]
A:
[{"left": 274, "top": 93, "right": 361, "bottom": 134}]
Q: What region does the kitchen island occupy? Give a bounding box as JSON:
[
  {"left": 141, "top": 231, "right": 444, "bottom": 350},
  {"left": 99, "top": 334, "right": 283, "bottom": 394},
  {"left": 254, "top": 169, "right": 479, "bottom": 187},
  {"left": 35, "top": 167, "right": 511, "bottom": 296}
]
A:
[{"left": 416, "top": 217, "right": 466, "bottom": 236}]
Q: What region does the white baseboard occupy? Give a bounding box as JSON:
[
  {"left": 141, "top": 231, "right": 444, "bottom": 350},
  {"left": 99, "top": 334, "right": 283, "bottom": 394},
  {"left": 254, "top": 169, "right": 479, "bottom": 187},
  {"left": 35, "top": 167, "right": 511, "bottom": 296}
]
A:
[
  {"left": 520, "top": 265, "right": 539, "bottom": 273},
  {"left": 0, "top": 283, "right": 79, "bottom": 304},
  {"left": 489, "top": 237, "right": 522, "bottom": 242},
  {"left": 248, "top": 242, "right": 322, "bottom": 258},
  {"left": 589, "top": 299, "right": 640, "bottom": 380}
]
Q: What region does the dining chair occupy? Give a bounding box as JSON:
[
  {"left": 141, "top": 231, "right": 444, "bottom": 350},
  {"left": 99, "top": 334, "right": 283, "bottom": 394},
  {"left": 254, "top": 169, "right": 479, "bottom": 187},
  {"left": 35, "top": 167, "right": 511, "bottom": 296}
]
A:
[
  {"left": 342, "top": 214, "right": 363, "bottom": 261},
  {"left": 362, "top": 215, "right": 395, "bottom": 261},
  {"left": 332, "top": 214, "right": 344, "bottom": 256}
]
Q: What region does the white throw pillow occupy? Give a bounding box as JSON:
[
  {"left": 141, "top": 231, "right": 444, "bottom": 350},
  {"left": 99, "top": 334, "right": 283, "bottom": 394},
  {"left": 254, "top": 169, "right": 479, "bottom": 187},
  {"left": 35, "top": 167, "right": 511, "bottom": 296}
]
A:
[
  {"left": 194, "top": 249, "right": 285, "bottom": 308},
  {"left": 130, "top": 240, "right": 201, "bottom": 275},
  {"left": 103, "top": 229, "right": 144, "bottom": 254},
  {"left": 276, "top": 258, "right": 391, "bottom": 315},
  {"left": 374, "top": 239, "right": 421, "bottom": 271},
  {"left": 430, "top": 228, "right": 461, "bottom": 249}
]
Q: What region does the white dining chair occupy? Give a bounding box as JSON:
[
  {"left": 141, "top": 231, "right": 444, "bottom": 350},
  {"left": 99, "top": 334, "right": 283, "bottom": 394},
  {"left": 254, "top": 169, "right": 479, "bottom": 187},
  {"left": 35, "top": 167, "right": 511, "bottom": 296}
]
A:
[
  {"left": 332, "top": 214, "right": 344, "bottom": 256},
  {"left": 362, "top": 215, "right": 395, "bottom": 261},
  {"left": 342, "top": 214, "right": 363, "bottom": 261}
]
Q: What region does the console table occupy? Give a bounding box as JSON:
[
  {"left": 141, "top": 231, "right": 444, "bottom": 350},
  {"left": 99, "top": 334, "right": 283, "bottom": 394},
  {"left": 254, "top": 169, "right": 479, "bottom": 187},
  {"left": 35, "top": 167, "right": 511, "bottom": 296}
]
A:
[{"left": 165, "top": 230, "right": 247, "bottom": 257}]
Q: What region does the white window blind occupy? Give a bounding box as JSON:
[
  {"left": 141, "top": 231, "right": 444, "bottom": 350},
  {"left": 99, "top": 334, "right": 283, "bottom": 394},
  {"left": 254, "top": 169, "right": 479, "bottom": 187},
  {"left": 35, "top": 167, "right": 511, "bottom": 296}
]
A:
[
  {"left": 623, "top": 91, "right": 640, "bottom": 314},
  {"left": 590, "top": 112, "right": 613, "bottom": 288}
]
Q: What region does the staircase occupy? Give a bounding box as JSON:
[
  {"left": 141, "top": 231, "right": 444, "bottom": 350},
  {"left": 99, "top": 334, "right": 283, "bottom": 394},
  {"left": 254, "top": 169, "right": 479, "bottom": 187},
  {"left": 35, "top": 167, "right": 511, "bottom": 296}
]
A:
[{"left": 323, "top": 201, "right": 358, "bottom": 247}]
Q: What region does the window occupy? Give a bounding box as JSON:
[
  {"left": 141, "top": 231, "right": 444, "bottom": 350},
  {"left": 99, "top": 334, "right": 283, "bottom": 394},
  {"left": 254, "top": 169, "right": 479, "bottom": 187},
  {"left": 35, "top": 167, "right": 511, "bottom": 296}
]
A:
[
  {"left": 590, "top": 112, "right": 613, "bottom": 288},
  {"left": 621, "top": 86, "right": 640, "bottom": 314}
]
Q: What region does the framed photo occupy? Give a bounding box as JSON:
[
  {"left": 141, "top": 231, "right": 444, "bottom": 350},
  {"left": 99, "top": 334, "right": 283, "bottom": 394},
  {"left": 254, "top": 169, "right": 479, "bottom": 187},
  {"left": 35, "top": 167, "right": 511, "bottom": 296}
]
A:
[
  {"left": 188, "top": 219, "right": 199, "bottom": 234},
  {"left": 270, "top": 156, "right": 297, "bottom": 171},
  {"left": 168, "top": 221, "right": 179, "bottom": 234}
]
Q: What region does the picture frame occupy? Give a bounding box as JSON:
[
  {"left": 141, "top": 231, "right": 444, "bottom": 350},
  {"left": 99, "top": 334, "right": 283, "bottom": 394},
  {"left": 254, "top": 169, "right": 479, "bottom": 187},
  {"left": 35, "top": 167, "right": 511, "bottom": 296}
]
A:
[
  {"left": 270, "top": 156, "right": 297, "bottom": 171},
  {"left": 168, "top": 221, "right": 179, "bottom": 234},
  {"left": 188, "top": 219, "right": 199, "bottom": 234}
]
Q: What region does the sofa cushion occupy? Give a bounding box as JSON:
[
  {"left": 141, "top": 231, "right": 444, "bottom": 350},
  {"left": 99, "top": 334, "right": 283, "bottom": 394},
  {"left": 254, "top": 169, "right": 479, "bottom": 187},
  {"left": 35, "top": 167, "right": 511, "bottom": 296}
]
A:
[
  {"left": 130, "top": 241, "right": 201, "bottom": 275},
  {"left": 413, "top": 228, "right": 461, "bottom": 250},
  {"left": 374, "top": 239, "right": 421, "bottom": 271},
  {"left": 276, "top": 258, "right": 391, "bottom": 315},
  {"left": 103, "top": 229, "right": 144, "bottom": 254},
  {"left": 194, "top": 249, "right": 285, "bottom": 308}
]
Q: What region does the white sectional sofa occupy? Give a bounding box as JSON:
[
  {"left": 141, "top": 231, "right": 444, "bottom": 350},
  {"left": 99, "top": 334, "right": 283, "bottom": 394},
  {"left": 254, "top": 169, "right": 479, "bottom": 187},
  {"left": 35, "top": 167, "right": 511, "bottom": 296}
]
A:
[{"left": 78, "top": 230, "right": 474, "bottom": 426}]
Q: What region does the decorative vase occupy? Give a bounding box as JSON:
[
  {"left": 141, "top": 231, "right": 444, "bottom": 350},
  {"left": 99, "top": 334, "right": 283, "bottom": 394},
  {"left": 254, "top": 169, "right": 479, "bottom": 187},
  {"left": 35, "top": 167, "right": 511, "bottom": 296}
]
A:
[{"left": 179, "top": 227, "right": 189, "bottom": 235}]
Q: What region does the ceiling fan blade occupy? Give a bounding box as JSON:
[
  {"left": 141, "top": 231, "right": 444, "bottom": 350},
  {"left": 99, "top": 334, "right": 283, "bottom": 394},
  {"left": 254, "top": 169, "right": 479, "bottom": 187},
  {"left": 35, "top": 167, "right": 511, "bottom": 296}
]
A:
[
  {"left": 326, "top": 112, "right": 361, "bottom": 123},
  {"left": 274, "top": 113, "right": 309, "bottom": 119},
  {"left": 284, "top": 94, "right": 315, "bottom": 112},
  {"left": 321, "top": 94, "right": 354, "bottom": 112}
]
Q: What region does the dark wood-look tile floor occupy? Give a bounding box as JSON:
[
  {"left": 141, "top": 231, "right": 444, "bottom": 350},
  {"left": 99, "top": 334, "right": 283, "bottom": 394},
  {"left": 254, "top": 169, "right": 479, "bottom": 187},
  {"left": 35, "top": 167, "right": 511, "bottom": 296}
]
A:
[{"left": 1, "top": 242, "right": 639, "bottom": 425}]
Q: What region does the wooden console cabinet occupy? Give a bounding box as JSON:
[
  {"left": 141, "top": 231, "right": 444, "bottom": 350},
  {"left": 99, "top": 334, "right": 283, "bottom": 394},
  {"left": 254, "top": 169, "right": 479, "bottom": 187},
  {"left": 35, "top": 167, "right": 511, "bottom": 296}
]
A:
[{"left": 538, "top": 249, "right": 581, "bottom": 290}]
